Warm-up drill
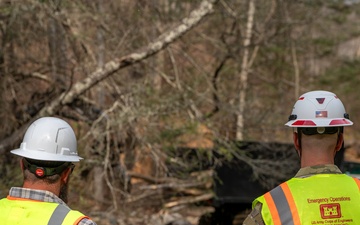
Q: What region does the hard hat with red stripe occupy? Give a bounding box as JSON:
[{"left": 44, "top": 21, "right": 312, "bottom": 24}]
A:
[{"left": 285, "top": 90, "right": 353, "bottom": 128}]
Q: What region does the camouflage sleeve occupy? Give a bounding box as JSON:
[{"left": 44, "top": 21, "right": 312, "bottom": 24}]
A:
[{"left": 242, "top": 202, "right": 264, "bottom": 225}]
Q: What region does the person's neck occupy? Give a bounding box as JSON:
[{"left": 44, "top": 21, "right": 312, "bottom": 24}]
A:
[
  {"left": 22, "top": 181, "right": 61, "bottom": 196},
  {"left": 300, "top": 154, "right": 334, "bottom": 168}
]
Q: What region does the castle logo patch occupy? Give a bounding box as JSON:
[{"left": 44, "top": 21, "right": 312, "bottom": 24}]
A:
[{"left": 320, "top": 203, "right": 341, "bottom": 219}]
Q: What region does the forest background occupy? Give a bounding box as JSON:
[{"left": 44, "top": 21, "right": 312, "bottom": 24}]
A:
[{"left": 1, "top": 0, "right": 360, "bottom": 224}]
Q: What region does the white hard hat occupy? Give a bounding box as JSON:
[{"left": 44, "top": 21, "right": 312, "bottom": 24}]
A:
[
  {"left": 11, "top": 117, "right": 83, "bottom": 162},
  {"left": 285, "top": 90, "right": 353, "bottom": 127}
]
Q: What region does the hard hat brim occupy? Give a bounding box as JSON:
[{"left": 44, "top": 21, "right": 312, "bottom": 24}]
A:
[
  {"left": 11, "top": 148, "right": 83, "bottom": 162},
  {"left": 285, "top": 118, "right": 353, "bottom": 127}
]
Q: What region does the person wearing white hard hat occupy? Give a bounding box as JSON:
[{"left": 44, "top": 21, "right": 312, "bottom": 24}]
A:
[
  {"left": 0, "top": 117, "right": 97, "bottom": 225},
  {"left": 243, "top": 90, "right": 360, "bottom": 225}
]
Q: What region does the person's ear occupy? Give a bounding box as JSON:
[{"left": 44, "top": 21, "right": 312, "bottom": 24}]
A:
[
  {"left": 61, "top": 167, "right": 72, "bottom": 184},
  {"left": 293, "top": 132, "right": 301, "bottom": 157},
  {"left": 335, "top": 133, "right": 344, "bottom": 152}
]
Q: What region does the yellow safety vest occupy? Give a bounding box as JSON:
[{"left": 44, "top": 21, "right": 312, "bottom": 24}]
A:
[
  {"left": 253, "top": 174, "right": 360, "bottom": 225},
  {"left": 0, "top": 196, "right": 88, "bottom": 225}
]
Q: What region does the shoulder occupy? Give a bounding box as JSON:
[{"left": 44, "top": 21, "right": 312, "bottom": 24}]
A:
[
  {"left": 78, "top": 218, "right": 98, "bottom": 225},
  {"left": 65, "top": 209, "right": 97, "bottom": 225},
  {"left": 242, "top": 202, "right": 264, "bottom": 225}
]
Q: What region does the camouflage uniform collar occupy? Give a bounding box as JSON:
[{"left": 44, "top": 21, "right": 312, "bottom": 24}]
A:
[{"left": 295, "top": 164, "right": 342, "bottom": 178}]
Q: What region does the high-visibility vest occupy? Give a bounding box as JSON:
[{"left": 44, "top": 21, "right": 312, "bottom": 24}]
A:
[
  {"left": 253, "top": 174, "right": 360, "bottom": 225},
  {"left": 0, "top": 196, "right": 88, "bottom": 225}
]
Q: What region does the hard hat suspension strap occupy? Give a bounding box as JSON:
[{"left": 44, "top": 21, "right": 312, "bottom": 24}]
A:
[{"left": 22, "top": 158, "right": 72, "bottom": 178}]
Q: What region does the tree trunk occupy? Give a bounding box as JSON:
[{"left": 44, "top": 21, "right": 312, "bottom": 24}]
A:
[{"left": 236, "top": 0, "right": 255, "bottom": 141}]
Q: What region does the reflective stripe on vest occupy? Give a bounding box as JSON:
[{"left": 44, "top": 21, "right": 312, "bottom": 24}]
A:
[
  {"left": 253, "top": 174, "right": 360, "bottom": 225},
  {"left": 264, "top": 183, "right": 300, "bottom": 225},
  {"left": 49, "top": 204, "right": 71, "bottom": 225}
]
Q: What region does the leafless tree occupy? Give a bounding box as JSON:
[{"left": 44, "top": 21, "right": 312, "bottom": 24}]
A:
[{"left": 1, "top": 0, "right": 360, "bottom": 224}]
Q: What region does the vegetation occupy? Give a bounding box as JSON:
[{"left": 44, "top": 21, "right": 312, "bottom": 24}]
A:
[{"left": 1, "top": 0, "right": 360, "bottom": 224}]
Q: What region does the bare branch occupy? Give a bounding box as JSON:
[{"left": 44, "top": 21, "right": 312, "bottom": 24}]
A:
[
  {"left": 14, "top": 72, "right": 51, "bottom": 82},
  {"left": 164, "top": 193, "right": 214, "bottom": 208},
  {"left": 0, "top": 0, "right": 219, "bottom": 154},
  {"left": 38, "top": 0, "right": 219, "bottom": 117}
]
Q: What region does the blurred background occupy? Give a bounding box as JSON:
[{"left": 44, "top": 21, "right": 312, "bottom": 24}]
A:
[{"left": 1, "top": 0, "right": 360, "bottom": 224}]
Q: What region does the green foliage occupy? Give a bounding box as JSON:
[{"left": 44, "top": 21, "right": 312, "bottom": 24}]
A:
[
  {"left": 160, "top": 128, "right": 184, "bottom": 142},
  {"left": 0, "top": 157, "right": 22, "bottom": 198},
  {"left": 301, "top": 0, "right": 325, "bottom": 7},
  {"left": 313, "top": 38, "right": 336, "bottom": 56},
  {"left": 164, "top": 146, "right": 213, "bottom": 179},
  {"left": 217, "top": 146, "right": 234, "bottom": 161},
  {"left": 331, "top": 14, "right": 348, "bottom": 24},
  {"left": 159, "top": 122, "right": 198, "bottom": 143},
  {"left": 328, "top": 1, "right": 353, "bottom": 13},
  {"left": 319, "top": 60, "right": 360, "bottom": 91}
]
